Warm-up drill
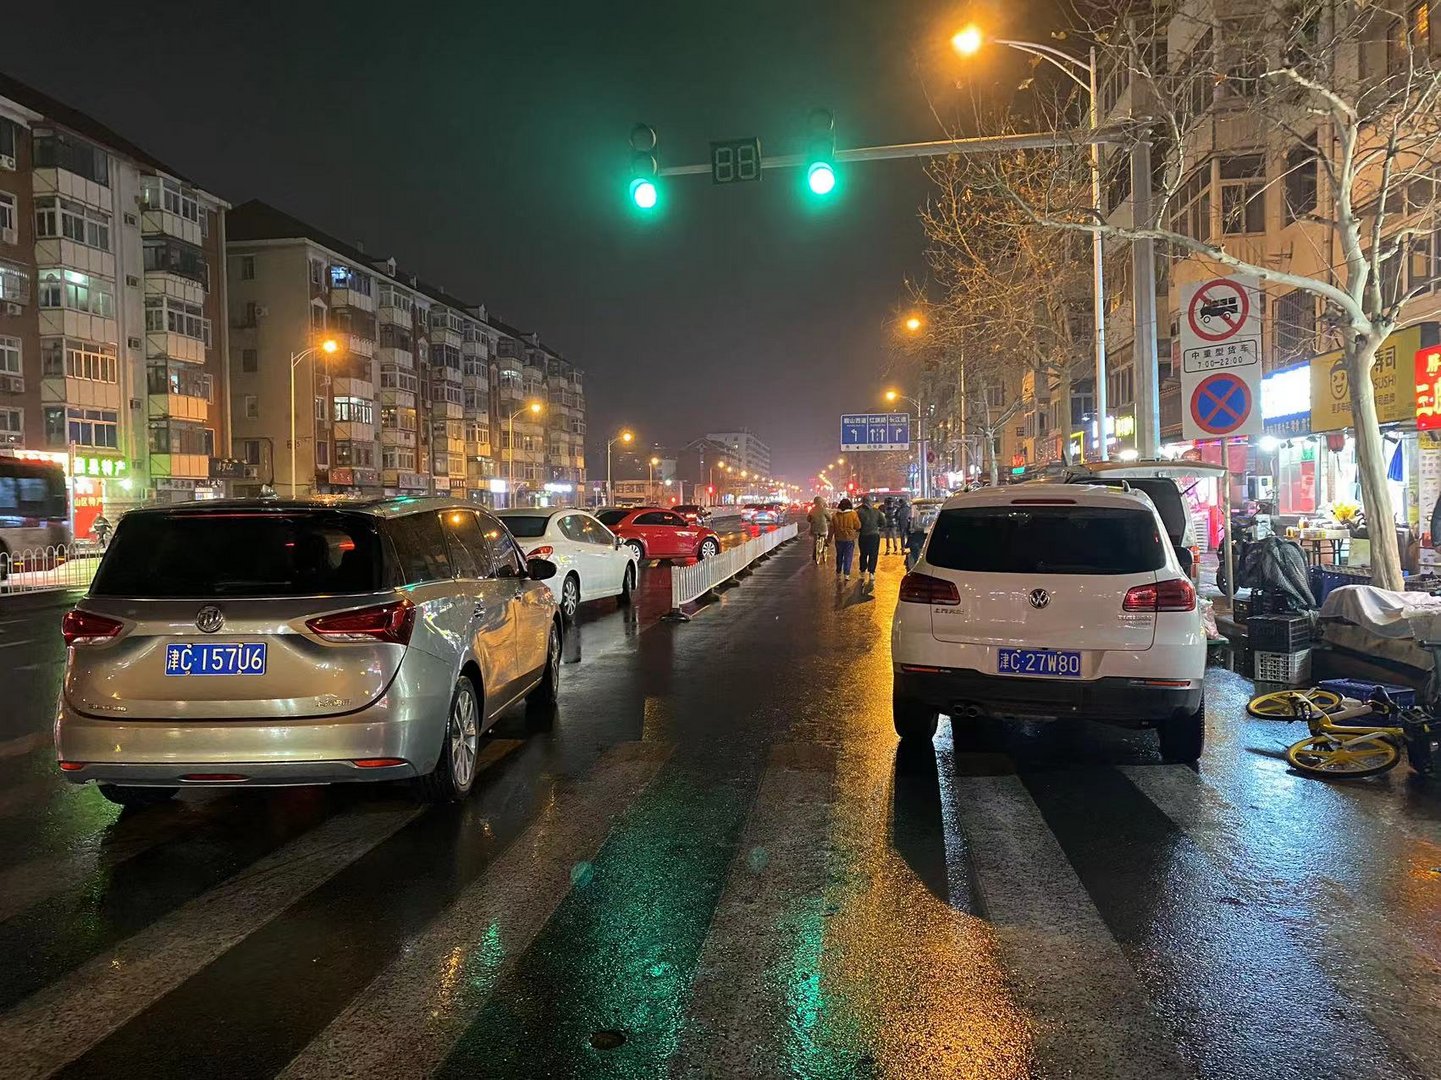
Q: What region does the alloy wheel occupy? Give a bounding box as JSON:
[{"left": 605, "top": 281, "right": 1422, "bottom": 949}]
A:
[{"left": 449, "top": 682, "right": 480, "bottom": 789}]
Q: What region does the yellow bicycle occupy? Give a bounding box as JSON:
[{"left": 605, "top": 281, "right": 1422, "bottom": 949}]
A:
[{"left": 1246, "top": 686, "right": 1440, "bottom": 780}]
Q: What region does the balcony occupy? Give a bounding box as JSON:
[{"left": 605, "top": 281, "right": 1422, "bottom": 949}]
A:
[
  {"left": 149, "top": 452, "right": 210, "bottom": 480},
  {"left": 380, "top": 427, "right": 417, "bottom": 448},
  {"left": 147, "top": 330, "right": 205, "bottom": 365},
  {"left": 143, "top": 237, "right": 208, "bottom": 291},
  {"left": 329, "top": 286, "right": 375, "bottom": 313},
  {"left": 376, "top": 345, "right": 413, "bottom": 370}
]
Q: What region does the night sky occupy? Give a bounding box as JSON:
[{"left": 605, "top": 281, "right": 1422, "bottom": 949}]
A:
[{"left": 4, "top": 0, "right": 1048, "bottom": 482}]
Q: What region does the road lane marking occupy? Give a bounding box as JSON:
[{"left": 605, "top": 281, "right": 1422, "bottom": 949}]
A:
[
  {"left": 0, "top": 731, "right": 49, "bottom": 761},
  {"left": 277, "top": 740, "right": 674, "bottom": 1080},
  {"left": 669, "top": 743, "right": 839, "bottom": 1079},
  {"left": 952, "top": 773, "right": 1195, "bottom": 1080},
  {"left": 0, "top": 803, "right": 422, "bottom": 1080}
]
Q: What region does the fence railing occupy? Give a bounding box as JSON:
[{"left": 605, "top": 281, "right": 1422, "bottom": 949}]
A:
[
  {"left": 0, "top": 545, "right": 101, "bottom": 595},
  {"left": 669, "top": 523, "right": 797, "bottom": 615}
]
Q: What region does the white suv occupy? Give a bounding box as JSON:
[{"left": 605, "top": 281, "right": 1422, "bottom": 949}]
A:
[{"left": 890, "top": 483, "right": 1206, "bottom": 762}]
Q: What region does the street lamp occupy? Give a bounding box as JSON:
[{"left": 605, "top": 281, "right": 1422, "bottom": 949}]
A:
[
  {"left": 606, "top": 429, "right": 634, "bottom": 505},
  {"left": 903, "top": 314, "right": 924, "bottom": 333},
  {"left": 506, "top": 401, "right": 544, "bottom": 508},
  {"left": 291, "top": 338, "right": 338, "bottom": 497},
  {"left": 952, "top": 26, "right": 1109, "bottom": 461},
  {"left": 649, "top": 456, "right": 660, "bottom": 502},
  {"left": 886, "top": 388, "right": 929, "bottom": 496}
]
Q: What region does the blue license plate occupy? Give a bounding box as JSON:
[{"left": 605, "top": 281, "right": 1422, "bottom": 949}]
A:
[
  {"left": 164, "top": 642, "right": 267, "bottom": 676},
  {"left": 997, "top": 648, "right": 1082, "bottom": 678}
]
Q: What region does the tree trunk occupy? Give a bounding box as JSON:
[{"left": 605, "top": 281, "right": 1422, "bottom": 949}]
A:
[
  {"left": 1055, "top": 365, "right": 1073, "bottom": 466},
  {"left": 988, "top": 433, "right": 1001, "bottom": 486},
  {"left": 1347, "top": 338, "right": 1404, "bottom": 591}
]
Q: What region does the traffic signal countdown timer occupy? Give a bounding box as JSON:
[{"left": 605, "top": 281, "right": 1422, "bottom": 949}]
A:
[{"left": 626, "top": 110, "right": 839, "bottom": 209}]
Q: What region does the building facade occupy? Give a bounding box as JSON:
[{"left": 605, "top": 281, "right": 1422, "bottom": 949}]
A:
[
  {"left": 705, "top": 429, "right": 771, "bottom": 477},
  {"left": 226, "top": 201, "right": 585, "bottom": 506},
  {"left": 0, "top": 74, "right": 230, "bottom": 537}
]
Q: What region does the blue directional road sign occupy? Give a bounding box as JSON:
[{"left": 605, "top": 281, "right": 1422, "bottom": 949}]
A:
[{"left": 841, "top": 412, "right": 911, "bottom": 452}]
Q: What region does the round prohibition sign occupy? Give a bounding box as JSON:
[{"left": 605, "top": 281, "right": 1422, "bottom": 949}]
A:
[
  {"left": 1188, "top": 278, "right": 1251, "bottom": 342},
  {"left": 1190, "top": 372, "right": 1252, "bottom": 435}
]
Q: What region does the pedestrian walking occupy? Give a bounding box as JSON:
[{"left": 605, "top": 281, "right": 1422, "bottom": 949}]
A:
[
  {"left": 904, "top": 503, "right": 927, "bottom": 570},
  {"left": 830, "top": 498, "right": 861, "bottom": 581},
  {"left": 894, "top": 498, "right": 911, "bottom": 559},
  {"left": 881, "top": 497, "right": 897, "bottom": 554},
  {"left": 807, "top": 496, "right": 831, "bottom": 565},
  {"left": 855, "top": 494, "right": 885, "bottom": 586}
]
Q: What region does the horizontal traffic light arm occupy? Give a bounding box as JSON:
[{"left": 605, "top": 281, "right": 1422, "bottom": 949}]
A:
[{"left": 656, "top": 126, "right": 1125, "bottom": 177}]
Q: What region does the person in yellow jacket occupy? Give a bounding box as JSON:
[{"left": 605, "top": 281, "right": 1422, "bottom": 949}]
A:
[{"left": 829, "top": 498, "right": 862, "bottom": 580}]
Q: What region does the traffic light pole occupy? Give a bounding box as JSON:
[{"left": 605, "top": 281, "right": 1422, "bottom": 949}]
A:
[{"left": 656, "top": 129, "right": 1122, "bottom": 177}]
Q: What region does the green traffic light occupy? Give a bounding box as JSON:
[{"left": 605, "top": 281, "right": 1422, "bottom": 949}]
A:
[
  {"left": 630, "top": 178, "right": 658, "bottom": 210},
  {"left": 806, "top": 161, "right": 836, "bottom": 196}
]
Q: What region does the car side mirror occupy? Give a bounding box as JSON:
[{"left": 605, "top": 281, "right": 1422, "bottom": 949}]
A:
[
  {"left": 614, "top": 536, "right": 623, "bottom": 550},
  {"left": 527, "top": 557, "right": 557, "bottom": 581}
]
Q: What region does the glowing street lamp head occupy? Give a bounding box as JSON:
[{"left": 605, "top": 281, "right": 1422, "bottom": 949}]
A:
[
  {"left": 529, "top": 401, "right": 544, "bottom": 415},
  {"left": 630, "top": 177, "right": 658, "bottom": 210},
  {"left": 620, "top": 430, "right": 634, "bottom": 445},
  {"left": 650, "top": 456, "right": 660, "bottom": 466},
  {"left": 904, "top": 315, "right": 923, "bottom": 333},
  {"left": 320, "top": 338, "right": 339, "bottom": 354},
  {"left": 885, "top": 389, "right": 899, "bottom": 402},
  {"left": 952, "top": 25, "right": 983, "bottom": 56}
]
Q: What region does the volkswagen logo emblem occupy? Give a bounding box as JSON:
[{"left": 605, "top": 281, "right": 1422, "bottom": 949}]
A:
[
  {"left": 195, "top": 605, "right": 225, "bottom": 634},
  {"left": 1028, "top": 588, "right": 1050, "bottom": 610}
]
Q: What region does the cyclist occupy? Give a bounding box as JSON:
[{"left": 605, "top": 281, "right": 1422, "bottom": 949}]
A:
[{"left": 807, "top": 496, "right": 831, "bottom": 565}]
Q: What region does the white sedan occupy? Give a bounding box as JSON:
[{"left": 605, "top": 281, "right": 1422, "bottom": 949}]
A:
[{"left": 498, "top": 508, "right": 639, "bottom": 623}]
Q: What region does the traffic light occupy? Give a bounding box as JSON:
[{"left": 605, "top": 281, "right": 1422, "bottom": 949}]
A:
[
  {"left": 629, "top": 124, "right": 659, "bottom": 211},
  {"left": 805, "top": 108, "right": 836, "bottom": 197}
]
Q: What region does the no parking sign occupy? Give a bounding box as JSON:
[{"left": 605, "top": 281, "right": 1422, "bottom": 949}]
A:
[{"left": 1179, "top": 275, "right": 1263, "bottom": 440}]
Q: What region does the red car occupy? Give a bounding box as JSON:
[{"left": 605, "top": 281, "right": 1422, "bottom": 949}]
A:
[{"left": 596, "top": 506, "right": 721, "bottom": 563}]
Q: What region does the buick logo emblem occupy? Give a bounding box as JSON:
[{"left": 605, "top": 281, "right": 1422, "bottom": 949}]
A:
[
  {"left": 1028, "top": 588, "right": 1050, "bottom": 610},
  {"left": 195, "top": 606, "right": 225, "bottom": 634}
]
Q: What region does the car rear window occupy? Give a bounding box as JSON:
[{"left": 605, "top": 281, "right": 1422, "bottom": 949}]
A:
[
  {"left": 597, "top": 509, "right": 627, "bottom": 527},
  {"left": 90, "top": 510, "right": 389, "bottom": 598},
  {"left": 927, "top": 505, "right": 1166, "bottom": 575},
  {"left": 1084, "top": 479, "right": 1186, "bottom": 539},
  {"left": 501, "top": 515, "right": 550, "bottom": 538}
]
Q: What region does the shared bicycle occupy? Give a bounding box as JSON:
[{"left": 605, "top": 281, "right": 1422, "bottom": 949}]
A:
[{"left": 1245, "top": 685, "right": 1440, "bottom": 780}]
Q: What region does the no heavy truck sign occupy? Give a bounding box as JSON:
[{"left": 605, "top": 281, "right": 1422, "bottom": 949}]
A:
[{"left": 1179, "top": 275, "right": 1263, "bottom": 440}]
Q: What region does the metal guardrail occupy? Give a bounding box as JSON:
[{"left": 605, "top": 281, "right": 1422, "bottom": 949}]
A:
[
  {"left": 668, "top": 523, "right": 798, "bottom": 618},
  {"left": 0, "top": 545, "right": 100, "bottom": 595}
]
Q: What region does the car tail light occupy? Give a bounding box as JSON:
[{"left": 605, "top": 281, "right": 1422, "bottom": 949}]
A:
[
  {"left": 527, "top": 545, "right": 555, "bottom": 560},
  {"left": 307, "top": 599, "right": 416, "bottom": 644},
  {"left": 899, "top": 572, "right": 961, "bottom": 605},
  {"left": 58, "top": 761, "right": 86, "bottom": 772},
  {"left": 1123, "top": 578, "right": 1196, "bottom": 612},
  {"left": 61, "top": 609, "right": 124, "bottom": 646}
]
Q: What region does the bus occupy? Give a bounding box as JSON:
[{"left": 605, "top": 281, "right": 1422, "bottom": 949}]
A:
[{"left": 0, "top": 454, "right": 71, "bottom": 577}]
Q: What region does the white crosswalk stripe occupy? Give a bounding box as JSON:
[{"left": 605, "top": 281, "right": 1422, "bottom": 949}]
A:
[
  {"left": 952, "top": 773, "right": 1196, "bottom": 1080},
  {"left": 276, "top": 740, "right": 674, "bottom": 1080},
  {"left": 670, "top": 742, "right": 838, "bottom": 1079},
  {"left": 0, "top": 803, "right": 422, "bottom": 1079}
]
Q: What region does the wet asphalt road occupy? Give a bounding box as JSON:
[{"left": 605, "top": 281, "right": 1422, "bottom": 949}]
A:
[{"left": 1, "top": 525, "right": 1440, "bottom": 1078}]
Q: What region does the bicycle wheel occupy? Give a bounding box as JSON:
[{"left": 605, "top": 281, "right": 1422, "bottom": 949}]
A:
[
  {"left": 1247, "top": 689, "right": 1343, "bottom": 719},
  {"left": 1285, "top": 735, "right": 1400, "bottom": 779}
]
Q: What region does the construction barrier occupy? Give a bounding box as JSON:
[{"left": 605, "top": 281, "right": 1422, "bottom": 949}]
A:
[{"left": 668, "top": 523, "right": 797, "bottom": 617}]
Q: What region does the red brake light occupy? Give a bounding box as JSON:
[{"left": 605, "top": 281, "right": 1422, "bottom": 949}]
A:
[
  {"left": 527, "top": 545, "right": 555, "bottom": 560},
  {"left": 307, "top": 599, "right": 416, "bottom": 644},
  {"left": 61, "top": 609, "right": 124, "bottom": 646},
  {"left": 899, "top": 572, "right": 961, "bottom": 605},
  {"left": 1123, "top": 578, "right": 1196, "bottom": 612}
]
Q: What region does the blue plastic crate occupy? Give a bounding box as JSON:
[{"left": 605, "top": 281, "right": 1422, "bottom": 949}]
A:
[{"left": 1315, "top": 679, "right": 1417, "bottom": 707}]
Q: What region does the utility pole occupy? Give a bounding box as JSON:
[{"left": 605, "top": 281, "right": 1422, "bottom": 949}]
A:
[{"left": 1131, "top": 139, "right": 1162, "bottom": 459}]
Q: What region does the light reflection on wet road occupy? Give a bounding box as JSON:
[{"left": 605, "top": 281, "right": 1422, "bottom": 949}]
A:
[{"left": 0, "top": 521, "right": 1439, "bottom": 1078}]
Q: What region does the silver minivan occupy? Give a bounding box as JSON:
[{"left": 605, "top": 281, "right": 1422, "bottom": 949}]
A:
[{"left": 54, "top": 498, "right": 561, "bottom": 806}]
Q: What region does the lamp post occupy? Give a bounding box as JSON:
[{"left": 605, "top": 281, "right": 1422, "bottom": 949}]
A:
[
  {"left": 606, "top": 429, "right": 634, "bottom": 505},
  {"left": 291, "top": 338, "right": 338, "bottom": 497},
  {"left": 953, "top": 27, "right": 1109, "bottom": 462},
  {"left": 506, "top": 401, "right": 544, "bottom": 509},
  {"left": 649, "top": 456, "right": 660, "bottom": 503}
]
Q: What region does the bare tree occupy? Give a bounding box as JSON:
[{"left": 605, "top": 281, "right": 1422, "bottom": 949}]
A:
[{"left": 943, "top": 0, "right": 1441, "bottom": 590}]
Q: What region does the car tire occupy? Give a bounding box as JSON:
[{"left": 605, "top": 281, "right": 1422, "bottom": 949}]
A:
[
  {"left": 97, "top": 784, "right": 177, "bottom": 809},
  {"left": 625, "top": 540, "right": 645, "bottom": 564},
  {"left": 893, "top": 692, "right": 939, "bottom": 742},
  {"left": 1159, "top": 698, "right": 1205, "bottom": 764},
  {"left": 416, "top": 675, "right": 482, "bottom": 803},
  {"left": 698, "top": 538, "right": 720, "bottom": 559},
  {"left": 559, "top": 573, "right": 580, "bottom": 625},
  {"left": 0, "top": 543, "right": 9, "bottom": 582},
  {"left": 526, "top": 620, "right": 561, "bottom": 717},
  {"left": 618, "top": 562, "right": 636, "bottom": 606}
]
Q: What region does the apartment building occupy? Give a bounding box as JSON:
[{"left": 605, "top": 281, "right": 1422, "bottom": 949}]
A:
[
  {"left": 226, "top": 200, "right": 585, "bottom": 506},
  {"left": 706, "top": 429, "right": 771, "bottom": 477},
  {"left": 0, "top": 74, "right": 230, "bottom": 534}
]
